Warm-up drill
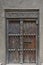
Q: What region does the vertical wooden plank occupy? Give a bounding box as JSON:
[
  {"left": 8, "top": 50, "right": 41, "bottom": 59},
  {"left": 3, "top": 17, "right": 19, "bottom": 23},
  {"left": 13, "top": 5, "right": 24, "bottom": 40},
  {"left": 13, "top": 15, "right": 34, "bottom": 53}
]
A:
[
  {"left": 36, "top": 19, "right": 39, "bottom": 65},
  {"left": 6, "top": 19, "right": 9, "bottom": 63},
  {"left": 20, "top": 20, "right": 23, "bottom": 63}
]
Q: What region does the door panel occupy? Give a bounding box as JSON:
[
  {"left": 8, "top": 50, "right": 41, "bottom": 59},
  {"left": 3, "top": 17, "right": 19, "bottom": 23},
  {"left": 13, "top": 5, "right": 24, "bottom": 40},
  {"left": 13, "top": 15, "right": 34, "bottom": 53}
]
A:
[
  {"left": 8, "top": 36, "right": 20, "bottom": 49},
  {"left": 23, "top": 36, "right": 36, "bottom": 49},
  {"left": 23, "top": 50, "right": 36, "bottom": 63},
  {"left": 8, "top": 51, "right": 20, "bottom": 63},
  {"left": 23, "top": 21, "right": 37, "bottom": 34},
  {"left": 8, "top": 21, "right": 20, "bottom": 34}
]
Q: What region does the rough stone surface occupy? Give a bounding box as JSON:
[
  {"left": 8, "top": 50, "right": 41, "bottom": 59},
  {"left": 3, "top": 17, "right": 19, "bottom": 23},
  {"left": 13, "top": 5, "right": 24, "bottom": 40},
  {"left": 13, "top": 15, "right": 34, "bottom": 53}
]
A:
[{"left": 0, "top": 0, "right": 43, "bottom": 65}]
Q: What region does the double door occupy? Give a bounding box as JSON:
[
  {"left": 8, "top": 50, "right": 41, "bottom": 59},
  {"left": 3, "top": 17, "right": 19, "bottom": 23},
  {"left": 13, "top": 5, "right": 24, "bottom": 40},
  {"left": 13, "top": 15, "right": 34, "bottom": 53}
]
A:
[{"left": 7, "top": 19, "right": 38, "bottom": 64}]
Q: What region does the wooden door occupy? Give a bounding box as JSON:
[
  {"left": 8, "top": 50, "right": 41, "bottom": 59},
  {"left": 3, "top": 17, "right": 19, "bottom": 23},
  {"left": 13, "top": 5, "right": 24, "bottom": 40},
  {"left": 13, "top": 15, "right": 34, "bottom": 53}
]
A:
[
  {"left": 23, "top": 21, "right": 37, "bottom": 63},
  {"left": 7, "top": 19, "right": 38, "bottom": 64}
]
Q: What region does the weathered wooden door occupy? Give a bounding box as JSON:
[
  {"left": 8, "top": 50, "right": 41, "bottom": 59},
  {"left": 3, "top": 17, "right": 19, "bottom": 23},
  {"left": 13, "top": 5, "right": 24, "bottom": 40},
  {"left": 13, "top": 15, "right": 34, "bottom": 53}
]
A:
[
  {"left": 23, "top": 21, "right": 37, "bottom": 63},
  {"left": 7, "top": 19, "right": 38, "bottom": 65}
]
